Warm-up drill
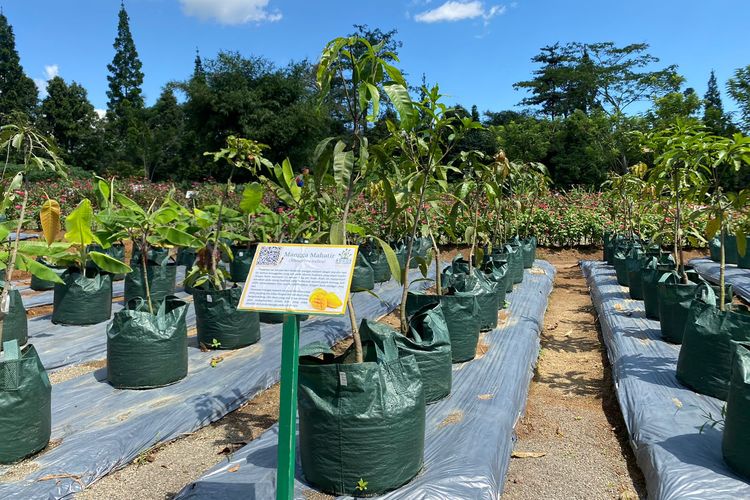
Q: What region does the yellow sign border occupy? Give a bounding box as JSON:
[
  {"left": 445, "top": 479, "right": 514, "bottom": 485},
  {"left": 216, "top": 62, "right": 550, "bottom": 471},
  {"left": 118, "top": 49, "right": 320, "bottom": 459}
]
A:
[{"left": 236, "top": 242, "right": 359, "bottom": 316}]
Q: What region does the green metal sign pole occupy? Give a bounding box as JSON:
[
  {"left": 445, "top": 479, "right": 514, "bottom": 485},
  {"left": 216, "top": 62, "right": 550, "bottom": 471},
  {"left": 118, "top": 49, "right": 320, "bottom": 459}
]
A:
[{"left": 276, "top": 313, "right": 300, "bottom": 500}]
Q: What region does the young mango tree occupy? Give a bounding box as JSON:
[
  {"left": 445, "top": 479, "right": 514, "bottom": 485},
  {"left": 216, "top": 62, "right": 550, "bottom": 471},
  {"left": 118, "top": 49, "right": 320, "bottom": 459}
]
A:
[
  {"left": 692, "top": 132, "right": 750, "bottom": 309},
  {"left": 646, "top": 121, "right": 707, "bottom": 283},
  {"left": 314, "top": 35, "right": 412, "bottom": 362},
  {"left": 379, "top": 85, "right": 479, "bottom": 333}
]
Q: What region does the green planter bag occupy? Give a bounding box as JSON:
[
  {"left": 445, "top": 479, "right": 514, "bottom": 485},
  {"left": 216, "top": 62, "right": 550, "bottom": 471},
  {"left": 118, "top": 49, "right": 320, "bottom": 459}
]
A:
[
  {"left": 350, "top": 252, "right": 375, "bottom": 292},
  {"left": 0, "top": 288, "right": 27, "bottom": 349},
  {"left": 405, "top": 290, "right": 439, "bottom": 318},
  {"left": 443, "top": 270, "right": 499, "bottom": 331},
  {"left": 361, "top": 243, "right": 391, "bottom": 283},
  {"left": 124, "top": 253, "right": 177, "bottom": 307},
  {"left": 676, "top": 283, "right": 750, "bottom": 400},
  {"left": 605, "top": 234, "right": 624, "bottom": 265},
  {"left": 394, "top": 241, "right": 419, "bottom": 270},
  {"left": 405, "top": 291, "right": 481, "bottom": 363},
  {"left": 193, "top": 287, "right": 260, "bottom": 350},
  {"left": 490, "top": 251, "right": 514, "bottom": 293},
  {"left": 521, "top": 236, "right": 537, "bottom": 269},
  {"left": 482, "top": 258, "right": 509, "bottom": 310},
  {"left": 86, "top": 244, "right": 127, "bottom": 281},
  {"left": 641, "top": 257, "right": 676, "bottom": 320},
  {"left": 505, "top": 242, "right": 524, "bottom": 284},
  {"left": 709, "top": 237, "right": 721, "bottom": 262},
  {"left": 229, "top": 245, "right": 255, "bottom": 283},
  {"left": 107, "top": 296, "right": 189, "bottom": 389},
  {"left": 52, "top": 270, "right": 113, "bottom": 325},
  {"left": 657, "top": 271, "right": 732, "bottom": 344},
  {"left": 298, "top": 326, "right": 425, "bottom": 496},
  {"left": 613, "top": 246, "right": 631, "bottom": 287},
  {"left": 0, "top": 340, "right": 51, "bottom": 464},
  {"left": 176, "top": 247, "right": 196, "bottom": 268},
  {"left": 624, "top": 247, "right": 645, "bottom": 299},
  {"left": 722, "top": 342, "right": 750, "bottom": 479},
  {"left": 362, "top": 308, "right": 452, "bottom": 403},
  {"left": 739, "top": 246, "right": 750, "bottom": 269},
  {"left": 30, "top": 258, "right": 66, "bottom": 291}
]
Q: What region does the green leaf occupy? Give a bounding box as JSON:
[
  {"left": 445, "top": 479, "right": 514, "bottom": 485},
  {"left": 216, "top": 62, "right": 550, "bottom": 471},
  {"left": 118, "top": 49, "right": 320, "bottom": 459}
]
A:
[
  {"left": 64, "top": 199, "right": 98, "bottom": 248},
  {"left": 89, "top": 251, "right": 132, "bottom": 275},
  {"left": 372, "top": 236, "right": 402, "bottom": 285},
  {"left": 737, "top": 230, "right": 747, "bottom": 258},
  {"left": 17, "top": 254, "right": 65, "bottom": 284},
  {"left": 163, "top": 228, "right": 202, "bottom": 248},
  {"left": 383, "top": 84, "right": 417, "bottom": 131},
  {"left": 332, "top": 141, "right": 354, "bottom": 188},
  {"left": 705, "top": 217, "right": 721, "bottom": 240},
  {"left": 240, "top": 182, "right": 264, "bottom": 214}
]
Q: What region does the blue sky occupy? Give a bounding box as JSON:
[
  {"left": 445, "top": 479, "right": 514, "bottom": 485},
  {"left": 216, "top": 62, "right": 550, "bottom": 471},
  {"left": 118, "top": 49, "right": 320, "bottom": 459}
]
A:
[{"left": 3, "top": 0, "right": 749, "bottom": 117}]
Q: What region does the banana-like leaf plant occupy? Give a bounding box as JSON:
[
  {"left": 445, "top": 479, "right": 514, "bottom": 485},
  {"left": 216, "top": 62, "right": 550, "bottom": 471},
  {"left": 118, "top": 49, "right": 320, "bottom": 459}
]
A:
[{"left": 54, "top": 199, "right": 133, "bottom": 276}]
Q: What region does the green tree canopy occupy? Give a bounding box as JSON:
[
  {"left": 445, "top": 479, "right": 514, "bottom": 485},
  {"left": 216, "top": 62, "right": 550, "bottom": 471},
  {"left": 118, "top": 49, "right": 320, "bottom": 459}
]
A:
[
  {"left": 728, "top": 65, "right": 750, "bottom": 133},
  {"left": 0, "top": 13, "right": 37, "bottom": 117},
  {"left": 39, "top": 76, "right": 101, "bottom": 169}
]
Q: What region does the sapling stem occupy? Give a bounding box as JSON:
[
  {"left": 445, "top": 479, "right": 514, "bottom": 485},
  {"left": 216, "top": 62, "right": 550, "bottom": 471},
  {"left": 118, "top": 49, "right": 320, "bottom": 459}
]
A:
[
  {"left": 141, "top": 238, "right": 153, "bottom": 314},
  {"left": 0, "top": 187, "right": 28, "bottom": 345},
  {"left": 399, "top": 167, "right": 431, "bottom": 335}
]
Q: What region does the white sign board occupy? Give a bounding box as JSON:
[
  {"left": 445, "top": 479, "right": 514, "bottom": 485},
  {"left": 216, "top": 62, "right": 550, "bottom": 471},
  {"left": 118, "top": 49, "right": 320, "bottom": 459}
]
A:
[{"left": 237, "top": 243, "right": 358, "bottom": 316}]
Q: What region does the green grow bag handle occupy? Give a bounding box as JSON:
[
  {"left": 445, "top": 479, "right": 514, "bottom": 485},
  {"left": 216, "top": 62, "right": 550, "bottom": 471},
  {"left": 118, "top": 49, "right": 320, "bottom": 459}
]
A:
[{"left": 694, "top": 281, "right": 718, "bottom": 307}]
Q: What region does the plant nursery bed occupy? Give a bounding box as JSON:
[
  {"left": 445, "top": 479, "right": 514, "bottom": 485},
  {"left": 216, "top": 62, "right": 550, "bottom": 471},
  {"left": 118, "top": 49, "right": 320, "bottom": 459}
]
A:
[
  {"left": 0, "top": 270, "right": 432, "bottom": 499},
  {"left": 581, "top": 260, "right": 750, "bottom": 500},
  {"left": 174, "top": 261, "right": 556, "bottom": 500},
  {"left": 689, "top": 258, "right": 750, "bottom": 303}
]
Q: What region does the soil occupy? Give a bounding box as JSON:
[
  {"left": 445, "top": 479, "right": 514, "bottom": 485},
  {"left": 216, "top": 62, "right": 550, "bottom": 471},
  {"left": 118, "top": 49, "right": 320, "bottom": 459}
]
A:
[{"left": 504, "top": 247, "right": 647, "bottom": 499}]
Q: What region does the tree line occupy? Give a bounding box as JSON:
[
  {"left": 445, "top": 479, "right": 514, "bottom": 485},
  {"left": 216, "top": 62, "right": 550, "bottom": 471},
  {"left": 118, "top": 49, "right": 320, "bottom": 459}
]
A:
[{"left": 1, "top": 5, "right": 749, "bottom": 187}]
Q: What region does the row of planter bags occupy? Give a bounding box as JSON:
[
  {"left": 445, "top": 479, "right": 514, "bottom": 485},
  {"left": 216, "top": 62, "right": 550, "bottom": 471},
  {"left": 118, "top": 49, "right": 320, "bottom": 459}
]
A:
[
  {"left": 0, "top": 243, "right": 260, "bottom": 465},
  {"left": 0, "top": 237, "right": 539, "bottom": 481},
  {"left": 604, "top": 233, "right": 750, "bottom": 481},
  {"left": 297, "top": 236, "right": 537, "bottom": 496}
]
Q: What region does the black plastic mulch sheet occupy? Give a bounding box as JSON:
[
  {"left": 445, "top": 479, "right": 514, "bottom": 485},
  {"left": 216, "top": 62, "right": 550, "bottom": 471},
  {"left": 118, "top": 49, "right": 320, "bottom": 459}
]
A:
[
  {"left": 689, "top": 258, "right": 750, "bottom": 303},
  {"left": 18, "top": 268, "right": 187, "bottom": 372},
  {"left": 175, "top": 261, "right": 556, "bottom": 500},
  {"left": 582, "top": 261, "right": 750, "bottom": 499},
  {"left": 0, "top": 269, "right": 433, "bottom": 499}
]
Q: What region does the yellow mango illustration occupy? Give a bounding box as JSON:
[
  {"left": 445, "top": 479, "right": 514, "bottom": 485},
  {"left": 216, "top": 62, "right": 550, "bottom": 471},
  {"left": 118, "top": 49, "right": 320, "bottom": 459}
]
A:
[
  {"left": 309, "top": 288, "right": 328, "bottom": 310},
  {"left": 326, "top": 292, "right": 342, "bottom": 309}
]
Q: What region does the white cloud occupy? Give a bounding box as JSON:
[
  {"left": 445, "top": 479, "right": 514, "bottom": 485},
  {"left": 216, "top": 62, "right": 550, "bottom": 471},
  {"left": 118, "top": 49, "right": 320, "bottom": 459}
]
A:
[
  {"left": 414, "top": 1, "right": 505, "bottom": 24},
  {"left": 33, "top": 64, "right": 60, "bottom": 97},
  {"left": 44, "top": 64, "right": 59, "bottom": 80},
  {"left": 95, "top": 109, "right": 107, "bottom": 119},
  {"left": 180, "top": 0, "right": 282, "bottom": 25}
]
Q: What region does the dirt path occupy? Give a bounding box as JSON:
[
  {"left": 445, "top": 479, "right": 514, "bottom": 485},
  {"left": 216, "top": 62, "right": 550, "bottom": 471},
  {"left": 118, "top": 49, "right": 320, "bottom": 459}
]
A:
[{"left": 503, "top": 248, "right": 646, "bottom": 500}]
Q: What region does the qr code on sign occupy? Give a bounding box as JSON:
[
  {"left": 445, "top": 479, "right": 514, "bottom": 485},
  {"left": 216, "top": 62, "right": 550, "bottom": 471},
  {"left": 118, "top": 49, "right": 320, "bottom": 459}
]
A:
[{"left": 257, "top": 245, "right": 283, "bottom": 266}]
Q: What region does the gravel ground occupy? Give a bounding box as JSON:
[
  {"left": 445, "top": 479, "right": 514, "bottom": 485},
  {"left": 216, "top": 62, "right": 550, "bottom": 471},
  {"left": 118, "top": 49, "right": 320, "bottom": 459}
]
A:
[{"left": 504, "top": 248, "right": 645, "bottom": 499}]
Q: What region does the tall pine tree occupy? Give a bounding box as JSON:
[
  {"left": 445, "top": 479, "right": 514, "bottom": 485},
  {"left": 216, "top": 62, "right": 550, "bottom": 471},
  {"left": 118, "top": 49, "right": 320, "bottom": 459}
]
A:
[
  {"left": 106, "top": 2, "right": 144, "bottom": 118},
  {"left": 0, "top": 12, "right": 37, "bottom": 117},
  {"left": 105, "top": 2, "right": 147, "bottom": 177},
  {"left": 703, "top": 70, "right": 734, "bottom": 135}
]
